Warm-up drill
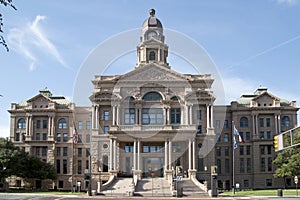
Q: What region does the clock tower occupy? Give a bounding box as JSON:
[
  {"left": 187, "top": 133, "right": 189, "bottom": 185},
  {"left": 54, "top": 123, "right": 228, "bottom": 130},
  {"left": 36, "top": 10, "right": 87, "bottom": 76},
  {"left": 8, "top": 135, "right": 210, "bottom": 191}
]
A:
[{"left": 136, "top": 9, "right": 169, "bottom": 68}]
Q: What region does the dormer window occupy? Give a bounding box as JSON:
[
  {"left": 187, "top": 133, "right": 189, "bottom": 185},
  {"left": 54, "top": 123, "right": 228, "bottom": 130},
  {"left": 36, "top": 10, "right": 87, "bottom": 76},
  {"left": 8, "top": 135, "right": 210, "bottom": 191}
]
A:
[{"left": 149, "top": 51, "right": 155, "bottom": 61}]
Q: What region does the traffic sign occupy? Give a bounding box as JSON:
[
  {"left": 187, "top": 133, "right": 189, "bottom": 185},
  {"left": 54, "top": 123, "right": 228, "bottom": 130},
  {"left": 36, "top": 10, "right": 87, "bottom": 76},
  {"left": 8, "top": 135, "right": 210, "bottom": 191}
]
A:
[{"left": 294, "top": 176, "right": 298, "bottom": 184}]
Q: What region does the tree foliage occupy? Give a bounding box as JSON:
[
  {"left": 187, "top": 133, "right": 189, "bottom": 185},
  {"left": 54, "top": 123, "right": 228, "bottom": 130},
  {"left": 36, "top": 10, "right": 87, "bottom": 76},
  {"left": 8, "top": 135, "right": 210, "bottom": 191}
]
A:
[
  {"left": 0, "top": 138, "right": 56, "bottom": 183},
  {"left": 0, "top": 0, "right": 17, "bottom": 52}
]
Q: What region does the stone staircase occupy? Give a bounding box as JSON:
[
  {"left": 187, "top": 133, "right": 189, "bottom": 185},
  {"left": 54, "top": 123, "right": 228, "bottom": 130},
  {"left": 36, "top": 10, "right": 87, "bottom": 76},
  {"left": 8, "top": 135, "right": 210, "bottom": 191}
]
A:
[
  {"left": 101, "top": 177, "right": 134, "bottom": 196},
  {"left": 182, "top": 178, "right": 208, "bottom": 197},
  {"left": 134, "top": 177, "right": 172, "bottom": 196}
]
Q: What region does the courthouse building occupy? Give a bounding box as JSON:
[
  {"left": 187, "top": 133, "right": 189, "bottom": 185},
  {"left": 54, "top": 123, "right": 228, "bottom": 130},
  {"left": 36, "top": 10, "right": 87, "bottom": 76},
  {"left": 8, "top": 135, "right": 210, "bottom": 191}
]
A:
[{"left": 8, "top": 9, "right": 298, "bottom": 192}]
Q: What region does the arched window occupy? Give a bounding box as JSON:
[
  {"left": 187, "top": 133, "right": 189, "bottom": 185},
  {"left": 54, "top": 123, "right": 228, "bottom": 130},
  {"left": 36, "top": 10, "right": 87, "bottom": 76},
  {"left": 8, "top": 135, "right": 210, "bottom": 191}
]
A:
[
  {"left": 142, "top": 92, "right": 163, "bottom": 101},
  {"left": 281, "top": 116, "right": 290, "bottom": 127},
  {"left": 124, "top": 96, "right": 135, "bottom": 102},
  {"left": 171, "top": 96, "right": 180, "bottom": 101},
  {"left": 149, "top": 51, "right": 155, "bottom": 60},
  {"left": 240, "top": 117, "right": 248, "bottom": 128},
  {"left": 17, "top": 118, "right": 26, "bottom": 129},
  {"left": 58, "top": 118, "right": 67, "bottom": 129}
]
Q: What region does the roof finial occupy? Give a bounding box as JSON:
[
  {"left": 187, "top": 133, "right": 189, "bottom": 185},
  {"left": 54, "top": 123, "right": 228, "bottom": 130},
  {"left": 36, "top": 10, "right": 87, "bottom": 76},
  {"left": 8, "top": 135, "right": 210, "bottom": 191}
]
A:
[{"left": 149, "top": 8, "right": 155, "bottom": 17}]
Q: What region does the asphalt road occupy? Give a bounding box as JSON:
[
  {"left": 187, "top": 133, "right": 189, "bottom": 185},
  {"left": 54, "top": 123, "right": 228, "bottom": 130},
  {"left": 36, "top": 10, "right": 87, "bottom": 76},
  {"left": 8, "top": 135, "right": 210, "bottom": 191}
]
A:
[{"left": 0, "top": 193, "right": 299, "bottom": 200}]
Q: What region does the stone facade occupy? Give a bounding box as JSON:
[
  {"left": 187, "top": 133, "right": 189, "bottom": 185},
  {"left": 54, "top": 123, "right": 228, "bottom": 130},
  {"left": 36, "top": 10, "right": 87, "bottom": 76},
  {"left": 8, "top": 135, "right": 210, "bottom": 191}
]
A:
[{"left": 8, "top": 10, "right": 298, "bottom": 191}]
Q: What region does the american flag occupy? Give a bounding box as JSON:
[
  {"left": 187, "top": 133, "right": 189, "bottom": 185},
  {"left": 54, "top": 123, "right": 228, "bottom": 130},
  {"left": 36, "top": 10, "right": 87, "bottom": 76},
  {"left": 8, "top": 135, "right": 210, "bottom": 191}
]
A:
[{"left": 73, "top": 122, "right": 78, "bottom": 144}]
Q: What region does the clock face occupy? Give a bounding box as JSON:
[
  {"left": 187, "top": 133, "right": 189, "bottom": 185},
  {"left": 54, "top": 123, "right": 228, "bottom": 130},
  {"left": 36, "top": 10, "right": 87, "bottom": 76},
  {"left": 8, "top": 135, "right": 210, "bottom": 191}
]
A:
[{"left": 147, "top": 31, "right": 157, "bottom": 39}]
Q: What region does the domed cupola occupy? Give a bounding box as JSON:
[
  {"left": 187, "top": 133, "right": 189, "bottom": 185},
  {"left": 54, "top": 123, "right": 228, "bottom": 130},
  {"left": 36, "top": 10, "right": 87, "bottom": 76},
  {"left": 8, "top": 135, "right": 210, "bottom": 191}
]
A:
[
  {"left": 136, "top": 9, "right": 169, "bottom": 68},
  {"left": 141, "top": 9, "right": 164, "bottom": 43}
]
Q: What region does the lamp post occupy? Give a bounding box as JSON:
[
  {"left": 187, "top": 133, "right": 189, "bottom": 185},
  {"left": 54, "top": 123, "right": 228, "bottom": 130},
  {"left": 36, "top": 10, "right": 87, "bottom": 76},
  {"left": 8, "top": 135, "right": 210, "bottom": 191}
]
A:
[{"left": 151, "top": 171, "right": 154, "bottom": 197}]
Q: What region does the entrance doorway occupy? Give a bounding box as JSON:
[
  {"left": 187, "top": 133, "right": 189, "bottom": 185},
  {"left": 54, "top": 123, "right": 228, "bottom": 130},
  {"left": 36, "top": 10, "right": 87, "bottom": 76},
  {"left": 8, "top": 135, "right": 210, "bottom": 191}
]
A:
[{"left": 142, "top": 157, "right": 164, "bottom": 177}]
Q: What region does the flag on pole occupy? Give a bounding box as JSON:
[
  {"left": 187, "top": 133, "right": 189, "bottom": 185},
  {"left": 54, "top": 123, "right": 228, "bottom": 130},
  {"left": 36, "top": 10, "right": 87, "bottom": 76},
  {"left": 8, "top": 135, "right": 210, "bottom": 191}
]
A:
[
  {"left": 73, "top": 122, "right": 78, "bottom": 144},
  {"left": 233, "top": 136, "right": 238, "bottom": 149},
  {"left": 233, "top": 125, "right": 245, "bottom": 143}
]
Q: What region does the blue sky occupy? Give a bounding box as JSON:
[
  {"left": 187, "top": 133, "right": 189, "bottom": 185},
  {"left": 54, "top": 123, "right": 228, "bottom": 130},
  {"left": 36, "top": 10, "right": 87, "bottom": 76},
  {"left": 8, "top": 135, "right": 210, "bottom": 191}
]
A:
[{"left": 1, "top": 0, "right": 300, "bottom": 137}]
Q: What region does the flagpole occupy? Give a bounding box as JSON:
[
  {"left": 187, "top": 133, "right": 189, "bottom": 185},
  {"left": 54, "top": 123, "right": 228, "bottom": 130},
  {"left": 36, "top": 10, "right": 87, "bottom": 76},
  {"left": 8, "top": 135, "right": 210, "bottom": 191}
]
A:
[
  {"left": 232, "top": 121, "right": 235, "bottom": 195},
  {"left": 72, "top": 135, "right": 74, "bottom": 193}
]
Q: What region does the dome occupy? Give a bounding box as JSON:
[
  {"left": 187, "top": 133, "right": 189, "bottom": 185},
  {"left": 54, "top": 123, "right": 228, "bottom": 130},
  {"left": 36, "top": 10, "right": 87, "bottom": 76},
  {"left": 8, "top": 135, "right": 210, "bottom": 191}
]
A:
[{"left": 142, "top": 9, "right": 163, "bottom": 29}]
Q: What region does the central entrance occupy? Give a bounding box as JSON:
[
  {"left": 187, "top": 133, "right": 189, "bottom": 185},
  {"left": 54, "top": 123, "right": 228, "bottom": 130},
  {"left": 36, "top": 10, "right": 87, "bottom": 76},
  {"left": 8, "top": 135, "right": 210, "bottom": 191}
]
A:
[{"left": 142, "top": 157, "right": 164, "bottom": 177}]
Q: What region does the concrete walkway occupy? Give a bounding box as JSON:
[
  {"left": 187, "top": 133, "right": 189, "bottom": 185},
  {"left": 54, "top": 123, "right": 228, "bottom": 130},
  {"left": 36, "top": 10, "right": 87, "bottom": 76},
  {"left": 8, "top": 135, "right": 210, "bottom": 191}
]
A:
[{"left": 135, "top": 177, "right": 171, "bottom": 197}]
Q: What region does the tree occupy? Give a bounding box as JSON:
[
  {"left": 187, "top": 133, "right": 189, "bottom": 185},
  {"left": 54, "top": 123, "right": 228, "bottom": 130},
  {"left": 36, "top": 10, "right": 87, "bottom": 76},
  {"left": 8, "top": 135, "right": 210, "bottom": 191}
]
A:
[
  {"left": 273, "top": 146, "right": 300, "bottom": 188},
  {"left": 0, "top": 0, "right": 17, "bottom": 52},
  {"left": 0, "top": 138, "right": 56, "bottom": 184}
]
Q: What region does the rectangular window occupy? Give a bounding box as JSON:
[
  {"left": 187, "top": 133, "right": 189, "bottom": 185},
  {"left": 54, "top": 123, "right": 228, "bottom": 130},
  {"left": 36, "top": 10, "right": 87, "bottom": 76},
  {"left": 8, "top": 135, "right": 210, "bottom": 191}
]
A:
[
  {"left": 171, "top": 108, "right": 181, "bottom": 124},
  {"left": 63, "top": 147, "right": 68, "bottom": 156},
  {"left": 56, "top": 147, "right": 61, "bottom": 157},
  {"left": 36, "top": 133, "right": 40, "bottom": 140},
  {"left": 197, "top": 125, "right": 202, "bottom": 134},
  {"left": 240, "top": 158, "right": 245, "bottom": 173},
  {"left": 125, "top": 145, "right": 133, "bottom": 153},
  {"left": 78, "top": 134, "right": 82, "bottom": 143},
  {"left": 198, "top": 157, "right": 204, "bottom": 171},
  {"left": 124, "top": 108, "right": 135, "bottom": 125},
  {"left": 37, "top": 120, "right": 41, "bottom": 129},
  {"left": 246, "top": 145, "right": 251, "bottom": 155},
  {"left": 268, "top": 157, "right": 273, "bottom": 172},
  {"left": 56, "top": 160, "right": 60, "bottom": 174},
  {"left": 58, "top": 180, "right": 63, "bottom": 188},
  {"left": 239, "top": 146, "right": 244, "bottom": 155},
  {"left": 247, "top": 158, "right": 251, "bottom": 173},
  {"left": 78, "top": 121, "right": 83, "bottom": 130},
  {"left": 86, "top": 121, "right": 91, "bottom": 130},
  {"left": 142, "top": 108, "right": 163, "bottom": 125},
  {"left": 259, "top": 118, "right": 264, "bottom": 127},
  {"left": 225, "top": 159, "right": 230, "bottom": 174},
  {"left": 143, "top": 146, "right": 149, "bottom": 153},
  {"left": 260, "top": 146, "right": 265, "bottom": 155},
  {"left": 22, "top": 133, "right": 26, "bottom": 141},
  {"left": 260, "top": 131, "right": 264, "bottom": 140},
  {"left": 197, "top": 110, "right": 202, "bottom": 120},
  {"left": 266, "top": 118, "right": 271, "bottom": 127},
  {"left": 266, "top": 179, "right": 272, "bottom": 187},
  {"left": 217, "top": 159, "right": 221, "bottom": 174},
  {"left": 78, "top": 148, "right": 82, "bottom": 157},
  {"left": 42, "top": 133, "right": 47, "bottom": 140},
  {"left": 104, "top": 111, "right": 109, "bottom": 121},
  {"left": 56, "top": 133, "right": 61, "bottom": 142},
  {"left": 267, "top": 145, "right": 272, "bottom": 155},
  {"left": 267, "top": 131, "right": 271, "bottom": 140},
  {"left": 63, "top": 160, "right": 67, "bottom": 174},
  {"left": 244, "top": 180, "right": 249, "bottom": 188},
  {"left": 63, "top": 133, "right": 68, "bottom": 142},
  {"left": 43, "top": 120, "right": 47, "bottom": 129},
  {"left": 246, "top": 132, "right": 251, "bottom": 141},
  {"left": 104, "top": 126, "right": 109, "bottom": 134},
  {"left": 86, "top": 134, "right": 90, "bottom": 143},
  {"left": 42, "top": 147, "right": 47, "bottom": 156},
  {"left": 224, "top": 133, "right": 229, "bottom": 142},
  {"left": 224, "top": 120, "right": 229, "bottom": 129},
  {"left": 260, "top": 158, "right": 265, "bottom": 172},
  {"left": 78, "top": 160, "right": 82, "bottom": 174},
  {"left": 36, "top": 147, "right": 40, "bottom": 156},
  {"left": 86, "top": 148, "right": 90, "bottom": 157},
  {"left": 86, "top": 160, "right": 89, "bottom": 170},
  {"left": 15, "top": 133, "right": 20, "bottom": 141},
  {"left": 225, "top": 147, "right": 229, "bottom": 156},
  {"left": 216, "top": 147, "right": 221, "bottom": 157},
  {"left": 216, "top": 120, "right": 220, "bottom": 129}
]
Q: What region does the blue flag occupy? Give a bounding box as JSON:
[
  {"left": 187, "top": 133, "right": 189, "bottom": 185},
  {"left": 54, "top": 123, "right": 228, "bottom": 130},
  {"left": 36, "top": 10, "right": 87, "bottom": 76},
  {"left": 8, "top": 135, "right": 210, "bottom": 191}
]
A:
[{"left": 233, "top": 136, "right": 238, "bottom": 149}]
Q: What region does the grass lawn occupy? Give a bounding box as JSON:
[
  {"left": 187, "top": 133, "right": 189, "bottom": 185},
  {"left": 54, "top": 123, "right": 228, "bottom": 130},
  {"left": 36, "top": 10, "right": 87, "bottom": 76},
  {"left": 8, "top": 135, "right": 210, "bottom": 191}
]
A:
[{"left": 221, "top": 189, "right": 299, "bottom": 197}]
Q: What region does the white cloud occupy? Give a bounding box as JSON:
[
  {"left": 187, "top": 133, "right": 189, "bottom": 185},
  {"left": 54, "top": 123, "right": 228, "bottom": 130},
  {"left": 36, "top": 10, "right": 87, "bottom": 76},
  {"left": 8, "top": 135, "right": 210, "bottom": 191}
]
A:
[
  {"left": 275, "top": 0, "right": 299, "bottom": 5},
  {"left": 7, "top": 15, "right": 69, "bottom": 71}
]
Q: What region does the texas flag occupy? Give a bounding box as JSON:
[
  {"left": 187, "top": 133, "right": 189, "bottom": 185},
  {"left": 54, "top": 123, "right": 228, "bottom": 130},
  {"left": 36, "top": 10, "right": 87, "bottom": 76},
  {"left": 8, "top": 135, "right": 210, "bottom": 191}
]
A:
[{"left": 234, "top": 125, "right": 245, "bottom": 143}]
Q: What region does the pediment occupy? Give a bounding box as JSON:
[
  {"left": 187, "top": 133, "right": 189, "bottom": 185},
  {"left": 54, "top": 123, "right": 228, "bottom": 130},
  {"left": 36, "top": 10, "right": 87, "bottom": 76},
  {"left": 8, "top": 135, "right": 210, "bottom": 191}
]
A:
[
  {"left": 27, "top": 94, "right": 52, "bottom": 103},
  {"left": 252, "top": 92, "right": 279, "bottom": 102},
  {"left": 119, "top": 63, "right": 191, "bottom": 83}
]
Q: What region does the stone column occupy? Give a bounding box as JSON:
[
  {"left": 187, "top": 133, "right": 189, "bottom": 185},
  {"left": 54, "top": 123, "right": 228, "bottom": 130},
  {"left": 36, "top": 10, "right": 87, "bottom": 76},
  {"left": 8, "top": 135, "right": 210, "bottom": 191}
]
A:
[
  {"left": 188, "top": 139, "right": 192, "bottom": 170},
  {"left": 165, "top": 140, "right": 168, "bottom": 170},
  {"left": 186, "top": 104, "right": 189, "bottom": 125},
  {"left": 116, "top": 106, "right": 120, "bottom": 125},
  {"left": 181, "top": 106, "right": 184, "bottom": 125},
  {"left": 278, "top": 115, "right": 281, "bottom": 133},
  {"left": 168, "top": 140, "right": 172, "bottom": 170},
  {"left": 48, "top": 116, "right": 51, "bottom": 136},
  {"left": 166, "top": 107, "right": 170, "bottom": 125},
  {"left": 26, "top": 115, "right": 29, "bottom": 136},
  {"left": 133, "top": 139, "right": 136, "bottom": 170},
  {"left": 189, "top": 105, "right": 193, "bottom": 125},
  {"left": 192, "top": 139, "right": 195, "bottom": 170},
  {"left": 207, "top": 105, "right": 210, "bottom": 129},
  {"left": 113, "top": 139, "right": 117, "bottom": 170},
  {"left": 210, "top": 105, "right": 214, "bottom": 128},
  {"left": 51, "top": 116, "right": 54, "bottom": 137},
  {"left": 92, "top": 105, "right": 95, "bottom": 129},
  {"left": 137, "top": 139, "right": 140, "bottom": 171},
  {"left": 252, "top": 114, "right": 256, "bottom": 135},
  {"left": 95, "top": 106, "right": 99, "bottom": 129},
  {"left": 109, "top": 139, "right": 113, "bottom": 170},
  {"left": 112, "top": 106, "right": 116, "bottom": 126},
  {"left": 255, "top": 115, "right": 258, "bottom": 136}
]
